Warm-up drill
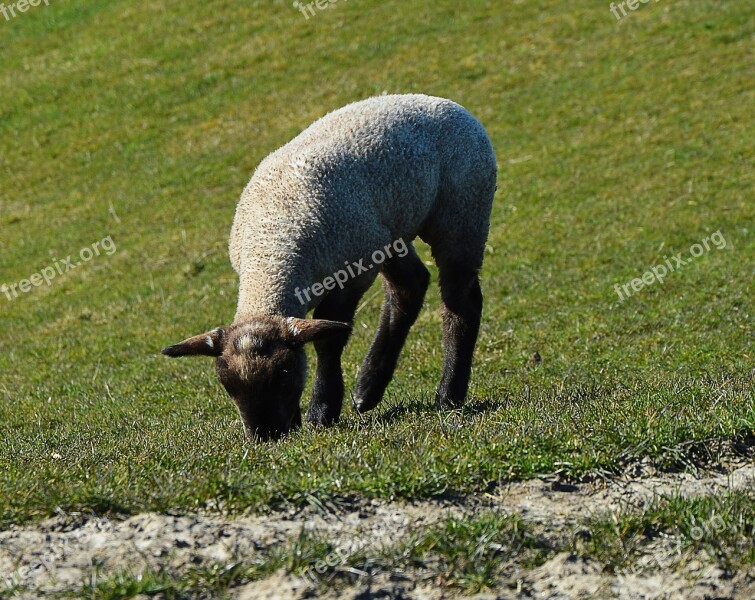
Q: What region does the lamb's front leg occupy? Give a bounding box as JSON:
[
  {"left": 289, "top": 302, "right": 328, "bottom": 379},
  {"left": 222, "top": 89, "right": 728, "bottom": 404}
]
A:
[
  {"left": 308, "top": 334, "right": 349, "bottom": 426},
  {"left": 354, "top": 248, "right": 430, "bottom": 412},
  {"left": 307, "top": 282, "right": 371, "bottom": 427}
]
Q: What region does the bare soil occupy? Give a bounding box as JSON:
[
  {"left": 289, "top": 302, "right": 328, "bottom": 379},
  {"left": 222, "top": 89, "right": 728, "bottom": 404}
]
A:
[{"left": 1, "top": 460, "right": 753, "bottom": 599}]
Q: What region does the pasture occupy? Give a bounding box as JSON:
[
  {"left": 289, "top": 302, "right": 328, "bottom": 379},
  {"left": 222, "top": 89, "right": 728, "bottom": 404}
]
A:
[{"left": 0, "top": 0, "right": 752, "bottom": 597}]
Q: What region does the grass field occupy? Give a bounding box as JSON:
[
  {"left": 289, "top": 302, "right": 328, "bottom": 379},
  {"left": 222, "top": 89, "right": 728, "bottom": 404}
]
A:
[{"left": 0, "top": 0, "right": 752, "bottom": 597}]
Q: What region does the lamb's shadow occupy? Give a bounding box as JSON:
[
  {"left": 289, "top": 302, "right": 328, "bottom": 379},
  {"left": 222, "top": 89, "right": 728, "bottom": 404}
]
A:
[{"left": 350, "top": 393, "right": 508, "bottom": 427}]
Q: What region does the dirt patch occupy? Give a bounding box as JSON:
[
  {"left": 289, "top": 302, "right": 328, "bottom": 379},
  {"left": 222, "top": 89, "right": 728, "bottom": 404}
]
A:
[{"left": 1, "top": 461, "right": 753, "bottom": 599}]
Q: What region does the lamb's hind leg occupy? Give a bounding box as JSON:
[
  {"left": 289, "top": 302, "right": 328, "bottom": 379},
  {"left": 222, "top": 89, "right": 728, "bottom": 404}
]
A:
[
  {"left": 354, "top": 246, "right": 430, "bottom": 413},
  {"left": 435, "top": 263, "right": 483, "bottom": 408},
  {"left": 308, "top": 281, "right": 371, "bottom": 427}
]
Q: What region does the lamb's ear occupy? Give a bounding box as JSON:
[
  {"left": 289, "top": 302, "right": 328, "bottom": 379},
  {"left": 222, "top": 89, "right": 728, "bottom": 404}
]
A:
[
  {"left": 161, "top": 328, "right": 225, "bottom": 357},
  {"left": 285, "top": 317, "right": 351, "bottom": 345}
]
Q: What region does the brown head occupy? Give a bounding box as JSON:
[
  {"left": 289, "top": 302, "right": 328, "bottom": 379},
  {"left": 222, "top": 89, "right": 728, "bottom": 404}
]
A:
[{"left": 161, "top": 316, "right": 350, "bottom": 441}]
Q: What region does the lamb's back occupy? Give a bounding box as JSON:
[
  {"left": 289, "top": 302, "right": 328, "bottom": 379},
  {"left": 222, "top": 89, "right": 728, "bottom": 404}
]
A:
[{"left": 230, "top": 95, "right": 495, "bottom": 316}]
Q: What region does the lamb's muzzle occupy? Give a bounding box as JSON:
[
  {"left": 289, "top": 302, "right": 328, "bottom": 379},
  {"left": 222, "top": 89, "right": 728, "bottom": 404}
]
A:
[{"left": 162, "top": 93, "right": 497, "bottom": 442}]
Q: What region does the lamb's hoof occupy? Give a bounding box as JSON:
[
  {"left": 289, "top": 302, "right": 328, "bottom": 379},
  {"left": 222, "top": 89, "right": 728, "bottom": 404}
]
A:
[
  {"left": 434, "top": 392, "right": 465, "bottom": 409},
  {"left": 352, "top": 393, "right": 381, "bottom": 413},
  {"left": 306, "top": 403, "right": 338, "bottom": 428}
]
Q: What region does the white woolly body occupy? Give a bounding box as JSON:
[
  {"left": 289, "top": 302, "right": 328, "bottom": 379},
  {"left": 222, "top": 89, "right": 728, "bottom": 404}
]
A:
[{"left": 230, "top": 94, "right": 497, "bottom": 320}]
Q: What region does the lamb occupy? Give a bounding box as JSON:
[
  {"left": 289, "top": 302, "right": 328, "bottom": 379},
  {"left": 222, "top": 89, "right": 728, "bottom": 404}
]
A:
[{"left": 162, "top": 94, "right": 497, "bottom": 441}]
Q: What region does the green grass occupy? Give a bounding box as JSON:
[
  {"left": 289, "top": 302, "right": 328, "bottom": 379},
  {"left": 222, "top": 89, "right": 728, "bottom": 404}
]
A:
[
  {"left": 0, "top": 0, "right": 753, "bottom": 530},
  {"left": 76, "top": 556, "right": 292, "bottom": 600},
  {"left": 379, "top": 513, "right": 550, "bottom": 591},
  {"left": 577, "top": 490, "right": 755, "bottom": 573}
]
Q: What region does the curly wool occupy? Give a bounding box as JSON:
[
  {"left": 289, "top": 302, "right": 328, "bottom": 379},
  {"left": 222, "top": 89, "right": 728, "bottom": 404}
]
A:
[{"left": 230, "top": 94, "right": 497, "bottom": 320}]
